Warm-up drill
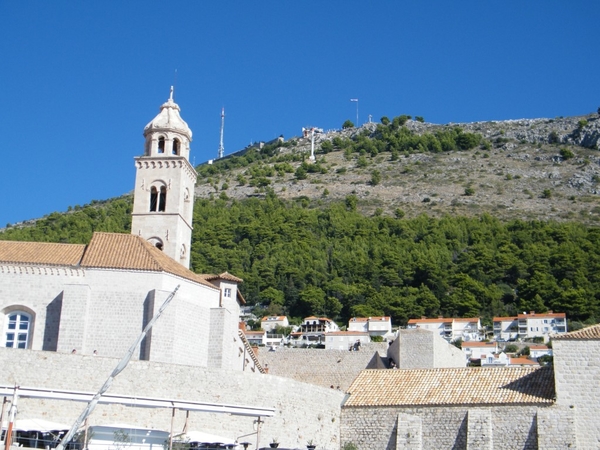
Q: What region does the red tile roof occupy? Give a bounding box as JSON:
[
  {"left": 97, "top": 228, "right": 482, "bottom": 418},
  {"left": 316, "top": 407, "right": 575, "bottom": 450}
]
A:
[
  {"left": 552, "top": 323, "right": 600, "bottom": 340},
  {"left": 0, "top": 240, "right": 85, "bottom": 266},
  {"left": 345, "top": 366, "right": 554, "bottom": 407}
]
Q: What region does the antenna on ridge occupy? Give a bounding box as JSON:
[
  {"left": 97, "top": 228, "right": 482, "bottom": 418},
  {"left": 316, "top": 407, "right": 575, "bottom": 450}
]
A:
[{"left": 218, "top": 107, "right": 225, "bottom": 159}]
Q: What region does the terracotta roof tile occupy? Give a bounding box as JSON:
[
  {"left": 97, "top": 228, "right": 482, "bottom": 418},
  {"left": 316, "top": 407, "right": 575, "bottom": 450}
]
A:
[
  {"left": 0, "top": 240, "right": 85, "bottom": 266},
  {"left": 461, "top": 342, "right": 497, "bottom": 348},
  {"left": 553, "top": 323, "right": 600, "bottom": 340},
  {"left": 80, "top": 232, "right": 218, "bottom": 290},
  {"left": 202, "top": 271, "right": 243, "bottom": 283},
  {"left": 344, "top": 366, "right": 555, "bottom": 407},
  {"left": 517, "top": 312, "right": 566, "bottom": 319},
  {"left": 509, "top": 358, "right": 538, "bottom": 366}
]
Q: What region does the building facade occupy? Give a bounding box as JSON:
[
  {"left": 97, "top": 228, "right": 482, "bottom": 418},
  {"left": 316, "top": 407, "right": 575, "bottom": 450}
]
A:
[{"left": 0, "top": 91, "right": 250, "bottom": 373}]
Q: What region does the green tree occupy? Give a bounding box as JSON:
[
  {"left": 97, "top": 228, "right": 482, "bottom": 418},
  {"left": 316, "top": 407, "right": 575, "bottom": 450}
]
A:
[
  {"left": 370, "top": 170, "right": 382, "bottom": 186},
  {"left": 342, "top": 120, "right": 354, "bottom": 129},
  {"left": 380, "top": 116, "right": 390, "bottom": 125}
]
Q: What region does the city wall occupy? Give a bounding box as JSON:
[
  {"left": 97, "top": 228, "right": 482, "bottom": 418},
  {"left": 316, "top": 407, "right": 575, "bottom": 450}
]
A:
[{"left": 0, "top": 348, "right": 344, "bottom": 450}]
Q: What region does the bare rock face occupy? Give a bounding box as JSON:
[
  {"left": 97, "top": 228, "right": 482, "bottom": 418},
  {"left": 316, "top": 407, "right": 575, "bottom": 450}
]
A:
[{"left": 196, "top": 113, "right": 600, "bottom": 225}]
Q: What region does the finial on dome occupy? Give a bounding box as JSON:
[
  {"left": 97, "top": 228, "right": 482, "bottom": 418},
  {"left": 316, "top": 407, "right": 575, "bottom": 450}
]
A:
[{"left": 169, "top": 86, "right": 174, "bottom": 102}]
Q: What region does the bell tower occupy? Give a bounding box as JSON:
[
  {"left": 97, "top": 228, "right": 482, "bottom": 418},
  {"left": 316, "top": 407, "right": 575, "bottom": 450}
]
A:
[{"left": 131, "top": 88, "right": 197, "bottom": 268}]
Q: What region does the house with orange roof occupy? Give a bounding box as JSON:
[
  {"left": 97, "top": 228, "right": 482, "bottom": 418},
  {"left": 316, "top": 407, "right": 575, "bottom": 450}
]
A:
[
  {"left": 260, "top": 315, "right": 289, "bottom": 332},
  {"left": 407, "top": 316, "right": 482, "bottom": 342},
  {"left": 529, "top": 344, "right": 552, "bottom": 359},
  {"left": 494, "top": 311, "right": 567, "bottom": 342},
  {"left": 461, "top": 341, "right": 498, "bottom": 362},
  {"left": 289, "top": 316, "right": 340, "bottom": 346},
  {"left": 347, "top": 316, "right": 393, "bottom": 339}
]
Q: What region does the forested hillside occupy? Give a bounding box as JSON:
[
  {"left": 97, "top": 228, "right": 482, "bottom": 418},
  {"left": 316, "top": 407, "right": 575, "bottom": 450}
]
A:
[{"left": 3, "top": 192, "right": 599, "bottom": 328}]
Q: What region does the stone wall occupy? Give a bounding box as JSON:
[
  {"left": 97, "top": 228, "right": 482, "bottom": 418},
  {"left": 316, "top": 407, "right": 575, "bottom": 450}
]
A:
[
  {"left": 553, "top": 338, "right": 600, "bottom": 448},
  {"left": 0, "top": 265, "right": 248, "bottom": 371},
  {"left": 0, "top": 348, "right": 344, "bottom": 450},
  {"left": 340, "top": 404, "right": 574, "bottom": 450},
  {"left": 388, "top": 329, "right": 465, "bottom": 369},
  {"left": 258, "top": 344, "right": 388, "bottom": 391}
]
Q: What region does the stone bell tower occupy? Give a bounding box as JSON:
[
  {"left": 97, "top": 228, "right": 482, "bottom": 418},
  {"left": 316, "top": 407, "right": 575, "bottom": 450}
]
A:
[{"left": 131, "top": 88, "right": 197, "bottom": 268}]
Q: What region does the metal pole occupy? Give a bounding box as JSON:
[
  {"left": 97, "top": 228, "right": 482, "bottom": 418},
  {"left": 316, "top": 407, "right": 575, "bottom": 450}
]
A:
[
  {"left": 356, "top": 100, "right": 359, "bottom": 127},
  {"left": 56, "top": 286, "right": 180, "bottom": 450},
  {"left": 4, "top": 386, "right": 18, "bottom": 450}
]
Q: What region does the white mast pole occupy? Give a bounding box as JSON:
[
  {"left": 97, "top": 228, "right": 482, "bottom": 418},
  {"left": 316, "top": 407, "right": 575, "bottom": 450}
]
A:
[{"left": 56, "top": 285, "right": 180, "bottom": 450}]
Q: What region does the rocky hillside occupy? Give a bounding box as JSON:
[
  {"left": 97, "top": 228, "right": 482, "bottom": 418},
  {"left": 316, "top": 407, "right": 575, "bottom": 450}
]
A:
[{"left": 197, "top": 113, "right": 600, "bottom": 225}]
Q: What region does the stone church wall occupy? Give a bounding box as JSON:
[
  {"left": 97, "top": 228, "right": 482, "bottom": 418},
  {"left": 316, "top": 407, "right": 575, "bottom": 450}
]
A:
[
  {"left": 0, "top": 348, "right": 344, "bottom": 450},
  {"left": 553, "top": 338, "right": 600, "bottom": 448},
  {"left": 340, "top": 404, "right": 572, "bottom": 450}
]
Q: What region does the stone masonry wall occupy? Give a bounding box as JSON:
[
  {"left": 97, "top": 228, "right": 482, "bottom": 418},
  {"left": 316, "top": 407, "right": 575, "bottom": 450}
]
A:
[
  {"left": 553, "top": 338, "right": 600, "bottom": 448},
  {"left": 340, "top": 405, "right": 564, "bottom": 450},
  {"left": 259, "top": 344, "right": 388, "bottom": 391},
  {"left": 0, "top": 348, "right": 344, "bottom": 450}
]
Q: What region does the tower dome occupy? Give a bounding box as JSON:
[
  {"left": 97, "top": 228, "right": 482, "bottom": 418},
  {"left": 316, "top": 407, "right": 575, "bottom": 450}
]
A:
[{"left": 144, "top": 87, "right": 192, "bottom": 140}]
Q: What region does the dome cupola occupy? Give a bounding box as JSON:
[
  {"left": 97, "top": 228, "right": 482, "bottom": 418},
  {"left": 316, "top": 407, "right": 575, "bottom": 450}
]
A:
[{"left": 142, "top": 87, "right": 192, "bottom": 158}]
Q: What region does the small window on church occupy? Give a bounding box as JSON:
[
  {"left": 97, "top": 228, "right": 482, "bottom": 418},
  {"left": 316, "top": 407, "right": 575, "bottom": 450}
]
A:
[
  {"left": 224, "top": 288, "right": 232, "bottom": 298},
  {"left": 158, "top": 136, "right": 165, "bottom": 154},
  {"left": 173, "top": 138, "right": 180, "bottom": 155},
  {"left": 159, "top": 186, "right": 167, "bottom": 212},
  {"left": 150, "top": 186, "right": 158, "bottom": 212},
  {"left": 4, "top": 312, "right": 31, "bottom": 349}
]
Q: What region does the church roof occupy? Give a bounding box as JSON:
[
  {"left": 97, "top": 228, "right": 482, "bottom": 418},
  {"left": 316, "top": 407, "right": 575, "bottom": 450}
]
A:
[
  {"left": 144, "top": 90, "right": 192, "bottom": 139},
  {"left": 0, "top": 240, "right": 85, "bottom": 266},
  {"left": 0, "top": 232, "right": 218, "bottom": 290},
  {"left": 203, "top": 272, "right": 244, "bottom": 283},
  {"left": 344, "top": 366, "right": 555, "bottom": 407},
  {"left": 552, "top": 323, "right": 600, "bottom": 340}
]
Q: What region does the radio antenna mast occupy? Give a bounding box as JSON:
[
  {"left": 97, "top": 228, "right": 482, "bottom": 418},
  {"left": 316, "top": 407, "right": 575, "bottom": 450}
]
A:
[{"left": 218, "top": 108, "right": 225, "bottom": 159}]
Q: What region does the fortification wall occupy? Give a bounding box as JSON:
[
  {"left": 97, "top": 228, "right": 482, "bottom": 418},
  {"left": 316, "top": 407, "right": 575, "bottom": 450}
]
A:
[
  {"left": 0, "top": 348, "right": 344, "bottom": 450},
  {"left": 340, "top": 404, "right": 574, "bottom": 450},
  {"left": 258, "top": 344, "right": 387, "bottom": 391},
  {"left": 553, "top": 338, "right": 600, "bottom": 448}
]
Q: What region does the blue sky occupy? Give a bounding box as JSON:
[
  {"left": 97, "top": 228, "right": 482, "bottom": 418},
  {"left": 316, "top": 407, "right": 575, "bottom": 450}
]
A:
[{"left": 1, "top": 2, "right": 599, "bottom": 227}]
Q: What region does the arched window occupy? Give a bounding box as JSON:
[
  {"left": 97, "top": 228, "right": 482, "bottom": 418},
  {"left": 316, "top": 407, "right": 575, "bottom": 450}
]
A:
[
  {"left": 4, "top": 311, "right": 32, "bottom": 349},
  {"left": 159, "top": 186, "right": 167, "bottom": 211},
  {"left": 158, "top": 136, "right": 165, "bottom": 154},
  {"left": 172, "top": 138, "right": 180, "bottom": 155},
  {"left": 150, "top": 185, "right": 167, "bottom": 212},
  {"left": 150, "top": 186, "right": 158, "bottom": 212}
]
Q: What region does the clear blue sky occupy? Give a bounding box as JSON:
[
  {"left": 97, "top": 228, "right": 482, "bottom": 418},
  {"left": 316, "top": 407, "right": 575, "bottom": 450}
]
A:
[{"left": 1, "top": 2, "right": 599, "bottom": 227}]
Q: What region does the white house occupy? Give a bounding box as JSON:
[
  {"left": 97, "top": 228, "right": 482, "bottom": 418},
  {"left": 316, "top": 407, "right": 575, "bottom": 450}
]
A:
[
  {"left": 289, "top": 316, "right": 339, "bottom": 346},
  {"left": 325, "top": 331, "right": 370, "bottom": 351},
  {"left": 529, "top": 344, "right": 553, "bottom": 359},
  {"left": 494, "top": 311, "right": 567, "bottom": 342},
  {"left": 347, "top": 316, "right": 392, "bottom": 339},
  {"left": 461, "top": 341, "right": 498, "bottom": 362},
  {"left": 407, "top": 317, "right": 482, "bottom": 342},
  {"left": 260, "top": 315, "right": 289, "bottom": 332}
]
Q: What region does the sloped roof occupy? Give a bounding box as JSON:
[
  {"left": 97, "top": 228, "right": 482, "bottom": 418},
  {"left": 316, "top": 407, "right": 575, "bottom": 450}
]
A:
[
  {"left": 552, "top": 323, "right": 600, "bottom": 340},
  {"left": 462, "top": 342, "right": 497, "bottom": 348},
  {"left": 344, "top": 366, "right": 555, "bottom": 407},
  {"left": 0, "top": 232, "right": 218, "bottom": 290},
  {"left": 203, "top": 271, "right": 244, "bottom": 283},
  {"left": 0, "top": 240, "right": 85, "bottom": 266},
  {"left": 81, "top": 233, "right": 218, "bottom": 289}
]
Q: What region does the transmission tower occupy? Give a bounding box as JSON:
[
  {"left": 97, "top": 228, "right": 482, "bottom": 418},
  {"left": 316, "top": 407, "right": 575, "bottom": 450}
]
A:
[{"left": 218, "top": 107, "right": 225, "bottom": 159}]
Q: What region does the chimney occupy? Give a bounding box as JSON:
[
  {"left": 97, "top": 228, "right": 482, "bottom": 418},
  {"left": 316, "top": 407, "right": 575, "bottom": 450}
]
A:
[
  {"left": 239, "top": 322, "right": 247, "bottom": 332},
  {"left": 530, "top": 311, "right": 535, "bottom": 315}
]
